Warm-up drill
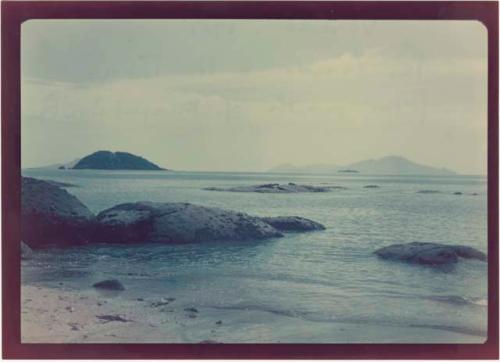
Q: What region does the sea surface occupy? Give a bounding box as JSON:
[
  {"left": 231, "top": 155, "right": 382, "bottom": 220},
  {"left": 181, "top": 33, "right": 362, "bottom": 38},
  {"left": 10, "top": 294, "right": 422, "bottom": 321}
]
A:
[{"left": 21, "top": 169, "right": 488, "bottom": 343}]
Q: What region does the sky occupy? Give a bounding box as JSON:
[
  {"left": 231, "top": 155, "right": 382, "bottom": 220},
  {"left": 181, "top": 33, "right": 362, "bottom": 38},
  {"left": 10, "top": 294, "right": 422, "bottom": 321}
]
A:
[{"left": 21, "top": 20, "right": 487, "bottom": 174}]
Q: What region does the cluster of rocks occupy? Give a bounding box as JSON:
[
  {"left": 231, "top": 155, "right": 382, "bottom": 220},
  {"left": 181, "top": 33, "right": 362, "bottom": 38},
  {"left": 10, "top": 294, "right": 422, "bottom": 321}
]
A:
[
  {"left": 203, "top": 183, "right": 332, "bottom": 193},
  {"left": 21, "top": 176, "right": 486, "bottom": 270},
  {"left": 21, "top": 177, "right": 326, "bottom": 250}
]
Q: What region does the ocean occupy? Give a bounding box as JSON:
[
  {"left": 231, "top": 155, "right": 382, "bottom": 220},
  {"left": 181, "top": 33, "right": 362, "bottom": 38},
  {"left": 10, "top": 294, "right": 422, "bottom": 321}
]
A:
[{"left": 21, "top": 169, "right": 488, "bottom": 343}]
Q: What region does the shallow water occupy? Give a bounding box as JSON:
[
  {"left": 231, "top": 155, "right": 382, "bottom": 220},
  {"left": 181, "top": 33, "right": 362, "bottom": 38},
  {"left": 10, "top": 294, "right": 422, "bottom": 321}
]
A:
[{"left": 21, "top": 169, "right": 488, "bottom": 343}]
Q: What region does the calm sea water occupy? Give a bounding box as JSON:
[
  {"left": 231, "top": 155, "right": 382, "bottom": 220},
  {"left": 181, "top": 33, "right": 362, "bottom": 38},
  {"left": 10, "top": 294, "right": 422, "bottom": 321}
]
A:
[{"left": 21, "top": 169, "right": 488, "bottom": 343}]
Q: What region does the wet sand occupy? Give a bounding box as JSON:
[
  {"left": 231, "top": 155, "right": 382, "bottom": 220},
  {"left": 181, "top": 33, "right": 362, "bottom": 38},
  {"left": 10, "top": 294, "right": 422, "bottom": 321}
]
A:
[{"left": 21, "top": 284, "right": 485, "bottom": 344}]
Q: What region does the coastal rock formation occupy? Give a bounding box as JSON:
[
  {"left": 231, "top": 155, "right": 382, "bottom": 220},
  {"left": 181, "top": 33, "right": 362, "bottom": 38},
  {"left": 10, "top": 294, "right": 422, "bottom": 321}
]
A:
[
  {"left": 95, "top": 202, "right": 284, "bottom": 244},
  {"left": 374, "top": 242, "right": 486, "bottom": 266},
  {"left": 45, "top": 180, "right": 78, "bottom": 188},
  {"left": 72, "top": 150, "right": 165, "bottom": 170},
  {"left": 21, "top": 177, "right": 95, "bottom": 248},
  {"left": 204, "top": 183, "right": 330, "bottom": 193},
  {"left": 260, "top": 216, "right": 325, "bottom": 232}
]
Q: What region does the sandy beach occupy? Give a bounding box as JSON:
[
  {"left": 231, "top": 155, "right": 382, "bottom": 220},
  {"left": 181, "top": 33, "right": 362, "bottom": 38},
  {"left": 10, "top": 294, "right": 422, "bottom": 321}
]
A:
[{"left": 21, "top": 283, "right": 486, "bottom": 344}]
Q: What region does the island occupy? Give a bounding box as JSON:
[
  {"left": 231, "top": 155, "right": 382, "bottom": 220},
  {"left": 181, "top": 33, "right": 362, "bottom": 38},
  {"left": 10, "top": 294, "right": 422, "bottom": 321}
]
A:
[
  {"left": 338, "top": 169, "right": 359, "bottom": 173},
  {"left": 71, "top": 151, "right": 166, "bottom": 170}
]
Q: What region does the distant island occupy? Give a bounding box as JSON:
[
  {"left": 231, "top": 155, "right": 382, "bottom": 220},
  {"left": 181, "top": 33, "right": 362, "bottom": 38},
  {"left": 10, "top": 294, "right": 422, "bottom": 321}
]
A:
[
  {"left": 61, "top": 151, "right": 166, "bottom": 170},
  {"left": 338, "top": 169, "right": 359, "bottom": 173},
  {"left": 268, "top": 156, "right": 456, "bottom": 176}
]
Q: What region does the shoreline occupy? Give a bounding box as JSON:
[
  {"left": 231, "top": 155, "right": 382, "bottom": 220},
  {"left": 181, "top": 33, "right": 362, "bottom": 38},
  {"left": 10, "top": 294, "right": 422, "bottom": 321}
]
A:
[{"left": 21, "top": 283, "right": 486, "bottom": 344}]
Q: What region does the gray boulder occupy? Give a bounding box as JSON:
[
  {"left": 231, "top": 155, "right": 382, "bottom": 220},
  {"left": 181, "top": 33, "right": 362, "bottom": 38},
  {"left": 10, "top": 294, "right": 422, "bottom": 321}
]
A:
[
  {"left": 95, "top": 202, "right": 284, "bottom": 244},
  {"left": 260, "top": 216, "right": 325, "bottom": 232},
  {"left": 203, "top": 183, "right": 331, "bottom": 193},
  {"left": 93, "top": 279, "right": 125, "bottom": 291},
  {"left": 375, "top": 242, "right": 486, "bottom": 266},
  {"left": 21, "top": 177, "right": 95, "bottom": 248}
]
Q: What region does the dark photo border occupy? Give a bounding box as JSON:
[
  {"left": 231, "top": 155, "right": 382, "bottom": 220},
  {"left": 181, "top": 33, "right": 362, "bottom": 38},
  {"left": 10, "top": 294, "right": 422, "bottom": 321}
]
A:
[{"left": 2, "top": 1, "right": 498, "bottom": 359}]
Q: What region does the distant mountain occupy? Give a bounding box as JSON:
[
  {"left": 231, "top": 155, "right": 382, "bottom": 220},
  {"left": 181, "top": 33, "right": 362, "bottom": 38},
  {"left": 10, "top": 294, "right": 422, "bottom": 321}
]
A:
[
  {"left": 345, "top": 156, "right": 456, "bottom": 175},
  {"left": 71, "top": 151, "right": 165, "bottom": 170},
  {"left": 268, "top": 156, "right": 456, "bottom": 175}
]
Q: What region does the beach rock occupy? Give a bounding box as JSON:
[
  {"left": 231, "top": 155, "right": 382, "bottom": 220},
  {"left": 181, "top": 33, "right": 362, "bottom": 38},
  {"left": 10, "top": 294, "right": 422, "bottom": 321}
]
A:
[
  {"left": 21, "top": 177, "right": 95, "bottom": 248},
  {"left": 203, "top": 183, "right": 331, "bottom": 193},
  {"left": 21, "top": 241, "right": 33, "bottom": 259},
  {"left": 260, "top": 216, "right": 325, "bottom": 232},
  {"left": 96, "top": 314, "right": 131, "bottom": 323},
  {"left": 374, "top": 242, "right": 486, "bottom": 266},
  {"left": 93, "top": 279, "right": 125, "bottom": 291},
  {"left": 95, "top": 202, "right": 284, "bottom": 244}
]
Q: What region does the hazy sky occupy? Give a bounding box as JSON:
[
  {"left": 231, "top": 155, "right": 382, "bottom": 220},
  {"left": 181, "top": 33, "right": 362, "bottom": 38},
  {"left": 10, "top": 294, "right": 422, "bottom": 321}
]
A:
[{"left": 21, "top": 20, "right": 487, "bottom": 174}]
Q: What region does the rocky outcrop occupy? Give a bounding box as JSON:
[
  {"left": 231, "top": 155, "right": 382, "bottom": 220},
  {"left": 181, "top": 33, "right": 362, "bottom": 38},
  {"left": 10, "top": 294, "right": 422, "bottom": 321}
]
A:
[
  {"left": 21, "top": 178, "right": 326, "bottom": 248},
  {"left": 204, "top": 183, "right": 331, "bottom": 193},
  {"left": 72, "top": 150, "right": 165, "bottom": 170},
  {"left": 21, "top": 177, "right": 95, "bottom": 248},
  {"left": 45, "top": 180, "right": 78, "bottom": 188},
  {"left": 260, "top": 216, "right": 325, "bottom": 232},
  {"left": 95, "top": 202, "right": 284, "bottom": 244},
  {"left": 374, "top": 242, "right": 486, "bottom": 266}
]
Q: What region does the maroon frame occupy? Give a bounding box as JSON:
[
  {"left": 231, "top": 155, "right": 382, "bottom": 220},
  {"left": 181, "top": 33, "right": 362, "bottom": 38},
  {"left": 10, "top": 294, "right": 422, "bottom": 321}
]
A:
[{"left": 2, "top": 1, "right": 498, "bottom": 359}]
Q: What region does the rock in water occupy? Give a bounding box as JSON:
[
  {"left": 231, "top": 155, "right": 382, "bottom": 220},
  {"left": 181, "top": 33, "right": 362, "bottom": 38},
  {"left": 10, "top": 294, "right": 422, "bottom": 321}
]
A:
[
  {"left": 260, "top": 216, "right": 325, "bottom": 232},
  {"left": 374, "top": 242, "right": 486, "bottom": 266},
  {"left": 93, "top": 279, "right": 125, "bottom": 291},
  {"left": 21, "top": 177, "right": 95, "bottom": 248},
  {"left": 21, "top": 241, "right": 33, "bottom": 259},
  {"left": 95, "top": 202, "right": 284, "bottom": 244},
  {"left": 203, "top": 183, "right": 331, "bottom": 193}
]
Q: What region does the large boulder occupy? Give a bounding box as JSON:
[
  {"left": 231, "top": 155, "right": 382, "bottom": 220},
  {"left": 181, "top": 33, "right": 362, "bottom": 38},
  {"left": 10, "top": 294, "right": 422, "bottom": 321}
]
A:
[
  {"left": 21, "top": 177, "right": 95, "bottom": 248},
  {"left": 374, "top": 242, "right": 486, "bottom": 266},
  {"left": 260, "top": 216, "right": 325, "bottom": 232},
  {"left": 95, "top": 202, "right": 284, "bottom": 244}
]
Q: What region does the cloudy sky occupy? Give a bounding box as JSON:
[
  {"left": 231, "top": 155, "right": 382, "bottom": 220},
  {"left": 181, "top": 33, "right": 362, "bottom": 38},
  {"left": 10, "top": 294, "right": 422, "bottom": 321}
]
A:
[{"left": 22, "top": 20, "right": 487, "bottom": 174}]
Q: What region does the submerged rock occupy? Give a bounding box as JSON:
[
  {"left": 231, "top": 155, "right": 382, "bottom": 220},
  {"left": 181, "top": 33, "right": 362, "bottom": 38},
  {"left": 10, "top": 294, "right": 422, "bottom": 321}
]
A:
[
  {"left": 21, "top": 177, "right": 95, "bottom": 248},
  {"left": 364, "top": 185, "right": 380, "bottom": 189},
  {"left": 374, "top": 242, "right": 486, "bottom": 266},
  {"left": 417, "top": 190, "right": 441, "bottom": 194},
  {"left": 203, "top": 183, "right": 331, "bottom": 193},
  {"left": 95, "top": 202, "right": 284, "bottom": 244},
  {"left": 260, "top": 216, "right": 325, "bottom": 232},
  {"left": 453, "top": 192, "right": 463, "bottom": 195},
  {"left": 21, "top": 241, "right": 33, "bottom": 260},
  {"left": 93, "top": 279, "right": 125, "bottom": 291}
]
